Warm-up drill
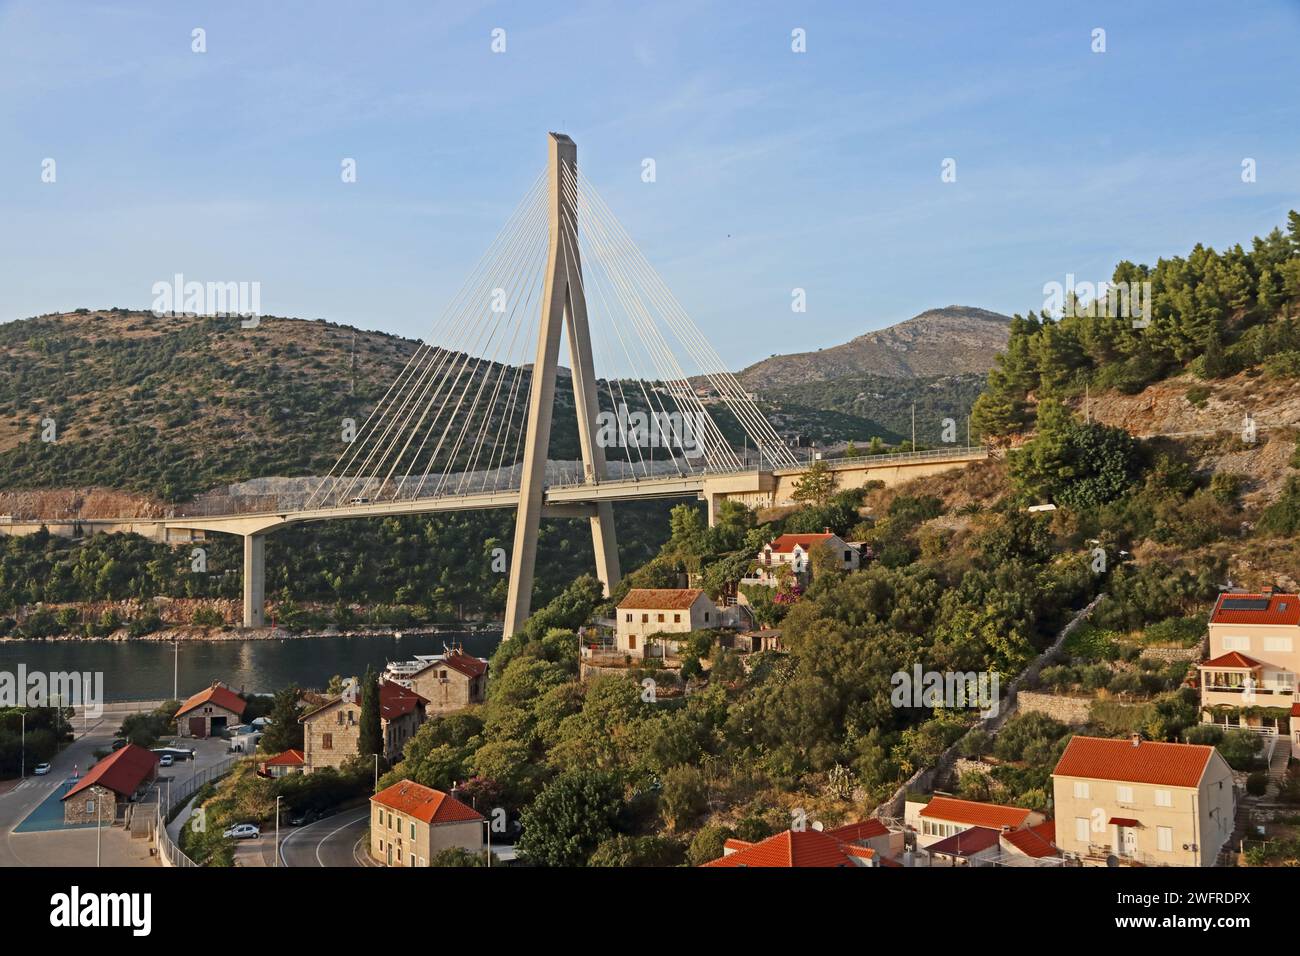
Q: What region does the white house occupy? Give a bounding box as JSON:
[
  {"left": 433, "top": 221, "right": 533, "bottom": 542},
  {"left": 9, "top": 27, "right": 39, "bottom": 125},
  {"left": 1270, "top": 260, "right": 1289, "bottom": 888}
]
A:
[
  {"left": 751, "top": 532, "right": 859, "bottom": 586},
  {"left": 615, "top": 588, "right": 719, "bottom": 658}
]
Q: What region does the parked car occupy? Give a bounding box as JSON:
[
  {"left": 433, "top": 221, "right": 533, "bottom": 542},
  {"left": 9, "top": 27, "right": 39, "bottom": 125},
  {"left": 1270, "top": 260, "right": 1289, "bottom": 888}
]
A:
[
  {"left": 33, "top": 763, "right": 50, "bottom": 776},
  {"left": 110, "top": 738, "right": 127, "bottom": 751},
  {"left": 159, "top": 754, "right": 174, "bottom": 767},
  {"left": 223, "top": 824, "right": 260, "bottom": 840}
]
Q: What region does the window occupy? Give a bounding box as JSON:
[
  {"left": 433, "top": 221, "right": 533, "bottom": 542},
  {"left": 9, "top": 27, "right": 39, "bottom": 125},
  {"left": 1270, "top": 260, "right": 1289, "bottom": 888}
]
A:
[
  {"left": 376, "top": 807, "right": 383, "bottom": 825},
  {"left": 1157, "top": 826, "right": 1173, "bottom": 852},
  {"left": 388, "top": 813, "right": 393, "bottom": 828},
  {"left": 673, "top": 613, "right": 681, "bottom": 623},
  {"left": 629, "top": 635, "right": 637, "bottom": 650},
  {"left": 1264, "top": 636, "right": 1294, "bottom": 653},
  {"left": 704, "top": 612, "right": 710, "bottom": 623},
  {"left": 657, "top": 613, "right": 664, "bottom": 623},
  {"left": 1154, "top": 789, "right": 1172, "bottom": 807},
  {"left": 322, "top": 733, "right": 333, "bottom": 750},
  {"left": 1075, "top": 818, "right": 1090, "bottom": 843},
  {"left": 844, "top": 550, "right": 852, "bottom": 562},
  {"left": 410, "top": 822, "right": 416, "bottom": 839},
  {"left": 1116, "top": 785, "right": 1133, "bottom": 803},
  {"left": 625, "top": 613, "right": 632, "bottom": 622},
  {"left": 1073, "top": 781, "right": 1090, "bottom": 799},
  {"left": 1223, "top": 635, "right": 1251, "bottom": 651},
  {"left": 641, "top": 614, "right": 649, "bottom": 624},
  {"left": 337, "top": 710, "right": 344, "bottom": 725},
  {"left": 86, "top": 800, "right": 95, "bottom": 813}
]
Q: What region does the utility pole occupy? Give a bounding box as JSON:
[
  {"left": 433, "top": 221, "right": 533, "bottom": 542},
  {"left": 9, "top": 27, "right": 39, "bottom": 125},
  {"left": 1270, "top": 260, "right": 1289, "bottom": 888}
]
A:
[
  {"left": 276, "top": 795, "right": 282, "bottom": 868},
  {"left": 911, "top": 402, "right": 916, "bottom": 450},
  {"left": 173, "top": 640, "right": 179, "bottom": 701}
]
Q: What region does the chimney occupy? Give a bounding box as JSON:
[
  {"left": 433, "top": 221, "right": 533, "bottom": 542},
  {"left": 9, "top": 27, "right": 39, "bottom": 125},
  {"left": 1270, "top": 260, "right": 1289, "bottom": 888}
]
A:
[
  {"left": 823, "top": 527, "right": 831, "bottom": 534},
  {"left": 1130, "top": 733, "right": 1141, "bottom": 748}
]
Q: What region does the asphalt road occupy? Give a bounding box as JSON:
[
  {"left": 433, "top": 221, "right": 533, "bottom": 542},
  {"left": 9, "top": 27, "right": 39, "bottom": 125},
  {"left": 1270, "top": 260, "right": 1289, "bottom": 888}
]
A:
[
  {"left": 277, "top": 807, "right": 372, "bottom": 867},
  {"left": 0, "top": 706, "right": 228, "bottom": 868}
]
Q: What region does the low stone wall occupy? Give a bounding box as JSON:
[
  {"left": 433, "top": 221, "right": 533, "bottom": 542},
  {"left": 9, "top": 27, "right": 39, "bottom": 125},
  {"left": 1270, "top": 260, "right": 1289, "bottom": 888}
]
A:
[
  {"left": 1016, "top": 690, "right": 1093, "bottom": 725},
  {"left": 1139, "top": 646, "right": 1203, "bottom": 663}
]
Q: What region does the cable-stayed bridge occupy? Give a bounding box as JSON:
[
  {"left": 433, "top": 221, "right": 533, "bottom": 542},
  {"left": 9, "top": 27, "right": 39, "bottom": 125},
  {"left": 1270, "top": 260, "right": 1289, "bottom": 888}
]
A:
[{"left": 4, "top": 134, "right": 988, "bottom": 634}]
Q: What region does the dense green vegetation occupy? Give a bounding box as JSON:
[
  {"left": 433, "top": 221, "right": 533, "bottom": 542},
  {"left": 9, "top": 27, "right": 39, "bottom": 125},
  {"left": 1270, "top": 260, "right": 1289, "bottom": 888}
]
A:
[
  {"left": 973, "top": 212, "right": 1300, "bottom": 437},
  {"left": 0, "top": 707, "right": 72, "bottom": 777},
  {"left": 763, "top": 371, "right": 985, "bottom": 445}
]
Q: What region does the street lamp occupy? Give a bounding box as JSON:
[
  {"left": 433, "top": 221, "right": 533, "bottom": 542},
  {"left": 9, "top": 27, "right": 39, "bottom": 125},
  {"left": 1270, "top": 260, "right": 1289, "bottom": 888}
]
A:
[
  {"left": 19, "top": 712, "right": 24, "bottom": 780},
  {"left": 275, "top": 795, "right": 282, "bottom": 868},
  {"left": 96, "top": 794, "right": 103, "bottom": 867},
  {"left": 173, "top": 640, "right": 179, "bottom": 701}
]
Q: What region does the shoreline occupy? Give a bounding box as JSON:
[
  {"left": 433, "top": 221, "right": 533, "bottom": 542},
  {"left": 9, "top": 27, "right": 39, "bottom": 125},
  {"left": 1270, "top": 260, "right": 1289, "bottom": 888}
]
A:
[{"left": 0, "top": 623, "right": 504, "bottom": 644}]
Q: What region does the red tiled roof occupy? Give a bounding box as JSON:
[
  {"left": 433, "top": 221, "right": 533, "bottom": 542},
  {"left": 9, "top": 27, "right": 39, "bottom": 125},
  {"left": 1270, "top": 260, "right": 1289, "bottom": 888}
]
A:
[
  {"left": 928, "top": 826, "right": 1001, "bottom": 857},
  {"left": 766, "top": 533, "right": 838, "bottom": 554},
  {"left": 918, "top": 796, "right": 1034, "bottom": 830},
  {"left": 826, "top": 819, "right": 890, "bottom": 843},
  {"left": 1210, "top": 592, "right": 1300, "bottom": 626},
  {"left": 379, "top": 680, "right": 427, "bottom": 720},
  {"left": 617, "top": 588, "right": 706, "bottom": 611},
  {"left": 63, "top": 744, "right": 158, "bottom": 801},
  {"left": 702, "top": 829, "right": 868, "bottom": 868},
  {"left": 371, "top": 780, "right": 483, "bottom": 825},
  {"left": 439, "top": 651, "right": 488, "bottom": 679},
  {"left": 174, "top": 683, "right": 246, "bottom": 719},
  {"left": 265, "top": 749, "right": 305, "bottom": 767},
  {"left": 1201, "top": 651, "right": 1262, "bottom": 669},
  {"left": 1053, "top": 735, "right": 1214, "bottom": 788},
  {"left": 1001, "top": 820, "right": 1059, "bottom": 858}
]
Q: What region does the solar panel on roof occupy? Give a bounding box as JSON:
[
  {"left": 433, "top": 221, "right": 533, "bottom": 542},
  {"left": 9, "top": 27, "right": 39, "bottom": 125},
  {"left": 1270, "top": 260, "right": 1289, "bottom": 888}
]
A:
[{"left": 1221, "top": 598, "right": 1271, "bottom": 611}]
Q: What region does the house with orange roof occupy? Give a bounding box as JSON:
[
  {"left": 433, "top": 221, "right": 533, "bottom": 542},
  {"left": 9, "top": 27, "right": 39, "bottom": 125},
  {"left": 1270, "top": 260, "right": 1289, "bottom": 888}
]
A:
[
  {"left": 750, "top": 531, "right": 859, "bottom": 587},
  {"left": 403, "top": 649, "right": 489, "bottom": 715},
  {"left": 1051, "top": 734, "right": 1235, "bottom": 867},
  {"left": 259, "top": 749, "right": 305, "bottom": 778},
  {"left": 174, "top": 682, "right": 246, "bottom": 738},
  {"left": 300, "top": 679, "right": 428, "bottom": 774},
  {"left": 998, "top": 819, "right": 1062, "bottom": 865},
  {"left": 904, "top": 794, "right": 1045, "bottom": 849},
  {"left": 1198, "top": 591, "right": 1300, "bottom": 739},
  {"left": 614, "top": 588, "right": 720, "bottom": 658},
  {"left": 702, "top": 820, "right": 899, "bottom": 868},
  {"left": 61, "top": 743, "right": 158, "bottom": 825},
  {"left": 370, "top": 780, "right": 484, "bottom": 867}
]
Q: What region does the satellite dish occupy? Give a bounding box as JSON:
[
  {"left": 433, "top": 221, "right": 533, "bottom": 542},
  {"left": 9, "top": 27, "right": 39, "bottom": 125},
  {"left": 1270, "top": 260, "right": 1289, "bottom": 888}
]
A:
[
  {"left": 1105, "top": 855, "right": 1119, "bottom": 868},
  {"left": 811, "top": 821, "right": 824, "bottom": 832}
]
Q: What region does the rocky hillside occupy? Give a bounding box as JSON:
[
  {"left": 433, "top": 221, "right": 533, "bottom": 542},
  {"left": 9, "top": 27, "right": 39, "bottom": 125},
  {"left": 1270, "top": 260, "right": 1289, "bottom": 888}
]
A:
[{"left": 737, "top": 306, "right": 1011, "bottom": 388}]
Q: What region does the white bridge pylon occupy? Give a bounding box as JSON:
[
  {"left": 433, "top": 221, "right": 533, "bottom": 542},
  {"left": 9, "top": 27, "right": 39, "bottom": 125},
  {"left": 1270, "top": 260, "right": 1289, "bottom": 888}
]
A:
[{"left": 306, "top": 132, "right": 798, "bottom": 636}]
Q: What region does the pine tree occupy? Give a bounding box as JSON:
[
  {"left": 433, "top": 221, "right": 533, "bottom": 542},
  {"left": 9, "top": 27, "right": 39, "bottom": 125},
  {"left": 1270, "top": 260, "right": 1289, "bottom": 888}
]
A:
[{"left": 358, "top": 668, "right": 383, "bottom": 758}]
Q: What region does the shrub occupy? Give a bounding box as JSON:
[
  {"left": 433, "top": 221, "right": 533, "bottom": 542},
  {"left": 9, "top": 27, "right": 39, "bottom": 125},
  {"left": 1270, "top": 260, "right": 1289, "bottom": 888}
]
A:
[{"left": 1246, "top": 771, "right": 1270, "bottom": 797}]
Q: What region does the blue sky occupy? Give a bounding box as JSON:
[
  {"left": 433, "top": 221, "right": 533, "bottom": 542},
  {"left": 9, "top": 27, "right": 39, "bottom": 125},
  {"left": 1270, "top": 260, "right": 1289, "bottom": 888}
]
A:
[{"left": 1, "top": 0, "right": 1297, "bottom": 368}]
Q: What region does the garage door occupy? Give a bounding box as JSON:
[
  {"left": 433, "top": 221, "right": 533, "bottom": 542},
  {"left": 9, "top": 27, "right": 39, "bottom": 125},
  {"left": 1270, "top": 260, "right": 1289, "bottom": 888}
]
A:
[{"left": 188, "top": 716, "right": 207, "bottom": 737}]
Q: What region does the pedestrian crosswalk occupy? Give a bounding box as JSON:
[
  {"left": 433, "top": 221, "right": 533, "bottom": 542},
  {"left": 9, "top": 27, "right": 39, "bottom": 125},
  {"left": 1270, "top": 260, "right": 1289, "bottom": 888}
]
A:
[{"left": 0, "top": 778, "right": 67, "bottom": 797}]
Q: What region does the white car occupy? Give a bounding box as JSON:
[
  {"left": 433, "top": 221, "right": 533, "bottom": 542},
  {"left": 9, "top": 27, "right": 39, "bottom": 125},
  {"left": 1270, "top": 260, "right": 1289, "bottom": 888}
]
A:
[
  {"left": 223, "top": 824, "right": 260, "bottom": 840},
  {"left": 33, "top": 763, "right": 50, "bottom": 776},
  {"left": 159, "top": 754, "right": 174, "bottom": 767}
]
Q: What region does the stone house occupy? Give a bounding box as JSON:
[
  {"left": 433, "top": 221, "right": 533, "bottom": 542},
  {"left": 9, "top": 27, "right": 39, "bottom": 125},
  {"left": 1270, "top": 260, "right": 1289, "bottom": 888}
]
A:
[
  {"left": 300, "top": 679, "right": 427, "bottom": 773},
  {"left": 61, "top": 743, "right": 158, "bottom": 825},
  {"left": 404, "top": 650, "right": 488, "bottom": 716},
  {"left": 174, "top": 682, "right": 246, "bottom": 738},
  {"left": 614, "top": 588, "right": 719, "bottom": 658}
]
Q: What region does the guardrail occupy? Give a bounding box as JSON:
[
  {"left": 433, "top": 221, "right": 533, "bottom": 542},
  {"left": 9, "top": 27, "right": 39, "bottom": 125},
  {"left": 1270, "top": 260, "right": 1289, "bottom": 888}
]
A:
[{"left": 153, "top": 755, "right": 240, "bottom": 867}]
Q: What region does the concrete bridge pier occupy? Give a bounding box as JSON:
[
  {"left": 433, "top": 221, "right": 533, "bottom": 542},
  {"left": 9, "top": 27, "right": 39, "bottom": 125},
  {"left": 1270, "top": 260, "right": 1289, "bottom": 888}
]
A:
[{"left": 242, "top": 533, "right": 266, "bottom": 628}]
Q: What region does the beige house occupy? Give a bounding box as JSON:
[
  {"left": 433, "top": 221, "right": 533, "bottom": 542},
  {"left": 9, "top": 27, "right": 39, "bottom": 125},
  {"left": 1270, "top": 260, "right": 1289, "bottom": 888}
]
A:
[
  {"left": 370, "top": 780, "right": 484, "bottom": 867},
  {"left": 751, "top": 532, "right": 859, "bottom": 586},
  {"left": 174, "top": 682, "right": 246, "bottom": 738},
  {"left": 404, "top": 650, "right": 488, "bottom": 715},
  {"left": 1199, "top": 591, "right": 1300, "bottom": 738},
  {"left": 300, "top": 679, "right": 427, "bottom": 773},
  {"left": 904, "top": 795, "right": 1045, "bottom": 849},
  {"left": 1051, "top": 735, "right": 1235, "bottom": 867},
  {"left": 615, "top": 588, "right": 719, "bottom": 658}
]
